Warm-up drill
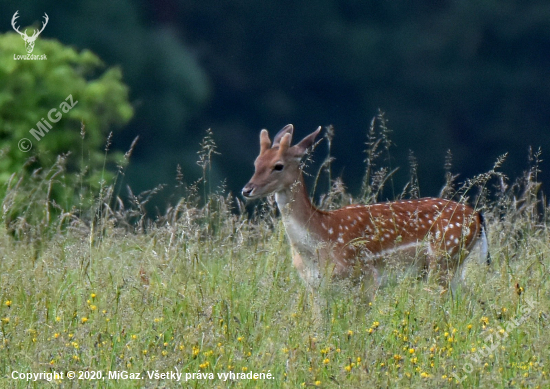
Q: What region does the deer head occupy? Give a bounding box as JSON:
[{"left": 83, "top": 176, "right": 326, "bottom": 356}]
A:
[
  {"left": 11, "top": 11, "right": 49, "bottom": 54},
  {"left": 242, "top": 124, "right": 321, "bottom": 199}
]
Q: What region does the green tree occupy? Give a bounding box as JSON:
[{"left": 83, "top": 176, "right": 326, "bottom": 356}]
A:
[{"left": 0, "top": 32, "right": 133, "bottom": 209}]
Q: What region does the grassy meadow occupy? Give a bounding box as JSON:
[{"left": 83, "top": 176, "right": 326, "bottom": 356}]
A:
[{"left": 1, "top": 125, "right": 549, "bottom": 388}]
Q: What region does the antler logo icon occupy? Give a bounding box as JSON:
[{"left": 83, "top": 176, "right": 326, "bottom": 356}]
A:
[{"left": 11, "top": 11, "right": 49, "bottom": 54}]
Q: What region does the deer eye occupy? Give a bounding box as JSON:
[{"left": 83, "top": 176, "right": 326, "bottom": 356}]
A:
[{"left": 273, "top": 163, "right": 284, "bottom": 172}]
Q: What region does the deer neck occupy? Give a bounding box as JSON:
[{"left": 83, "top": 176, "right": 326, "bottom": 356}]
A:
[{"left": 274, "top": 174, "right": 321, "bottom": 240}]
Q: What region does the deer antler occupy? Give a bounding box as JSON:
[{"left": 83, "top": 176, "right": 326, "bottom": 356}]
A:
[
  {"left": 31, "top": 13, "right": 49, "bottom": 39},
  {"left": 259, "top": 129, "right": 271, "bottom": 153},
  {"left": 11, "top": 11, "right": 27, "bottom": 38}
]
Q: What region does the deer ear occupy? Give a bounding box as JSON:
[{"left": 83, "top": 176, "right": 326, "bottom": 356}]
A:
[
  {"left": 272, "top": 124, "right": 294, "bottom": 147},
  {"left": 292, "top": 126, "right": 321, "bottom": 157}
]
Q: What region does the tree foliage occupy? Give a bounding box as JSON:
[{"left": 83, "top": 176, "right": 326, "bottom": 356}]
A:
[
  {"left": 0, "top": 32, "right": 133, "bottom": 207},
  {"left": 2, "top": 0, "right": 550, "bottom": 201},
  {"left": 177, "top": 0, "right": 550, "bottom": 195}
]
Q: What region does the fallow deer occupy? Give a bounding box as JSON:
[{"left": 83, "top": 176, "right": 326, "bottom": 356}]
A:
[{"left": 242, "top": 125, "right": 489, "bottom": 291}]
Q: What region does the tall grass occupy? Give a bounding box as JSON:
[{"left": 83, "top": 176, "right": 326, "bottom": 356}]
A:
[{"left": 0, "top": 123, "right": 549, "bottom": 388}]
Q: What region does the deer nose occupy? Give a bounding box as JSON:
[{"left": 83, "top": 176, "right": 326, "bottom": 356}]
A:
[{"left": 242, "top": 184, "right": 255, "bottom": 198}]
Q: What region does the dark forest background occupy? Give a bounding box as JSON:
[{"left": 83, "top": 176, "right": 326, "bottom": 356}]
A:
[{"left": 2, "top": 0, "right": 550, "bottom": 208}]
